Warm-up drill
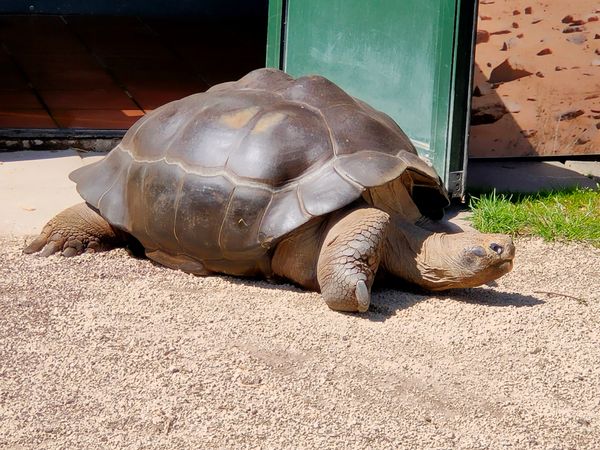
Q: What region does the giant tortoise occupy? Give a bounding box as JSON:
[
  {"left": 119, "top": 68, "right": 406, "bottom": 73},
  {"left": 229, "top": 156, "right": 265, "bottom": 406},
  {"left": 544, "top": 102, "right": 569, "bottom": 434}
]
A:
[{"left": 25, "top": 68, "right": 514, "bottom": 312}]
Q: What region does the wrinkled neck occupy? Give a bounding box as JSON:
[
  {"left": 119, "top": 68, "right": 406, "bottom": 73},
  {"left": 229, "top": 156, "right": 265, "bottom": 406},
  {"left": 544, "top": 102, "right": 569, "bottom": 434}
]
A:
[{"left": 382, "top": 219, "right": 461, "bottom": 290}]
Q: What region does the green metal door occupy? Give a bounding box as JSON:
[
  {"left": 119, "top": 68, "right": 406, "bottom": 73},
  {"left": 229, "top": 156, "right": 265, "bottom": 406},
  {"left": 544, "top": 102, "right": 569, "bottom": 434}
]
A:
[{"left": 267, "top": 0, "right": 477, "bottom": 196}]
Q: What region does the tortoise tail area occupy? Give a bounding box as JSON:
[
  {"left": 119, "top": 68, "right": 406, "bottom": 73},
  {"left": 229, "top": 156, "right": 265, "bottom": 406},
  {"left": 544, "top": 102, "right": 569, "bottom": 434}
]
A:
[{"left": 69, "top": 146, "right": 134, "bottom": 233}]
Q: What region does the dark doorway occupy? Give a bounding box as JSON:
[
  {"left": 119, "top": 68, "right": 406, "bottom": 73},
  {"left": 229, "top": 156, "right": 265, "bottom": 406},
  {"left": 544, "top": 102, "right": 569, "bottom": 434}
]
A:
[{"left": 0, "top": 1, "right": 267, "bottom": 134}]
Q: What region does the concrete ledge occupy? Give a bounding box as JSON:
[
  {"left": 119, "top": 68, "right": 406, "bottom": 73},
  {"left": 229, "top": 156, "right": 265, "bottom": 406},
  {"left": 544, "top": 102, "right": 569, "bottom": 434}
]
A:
[
  {"left": 0, "top": 150, "right": 105, "bottom": 236},
  {"left": 467, "top": 160, "right": 599, "bottom": 193}
]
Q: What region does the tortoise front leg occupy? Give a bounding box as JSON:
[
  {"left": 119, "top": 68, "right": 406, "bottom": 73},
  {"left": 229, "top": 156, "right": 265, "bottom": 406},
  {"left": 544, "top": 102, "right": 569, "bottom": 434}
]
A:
[
  {"left": 24, "top": 202, "right": 125, "bottom": 257},
  {"left": 317, "top": 208, "right": 390, "bottom": 312}
]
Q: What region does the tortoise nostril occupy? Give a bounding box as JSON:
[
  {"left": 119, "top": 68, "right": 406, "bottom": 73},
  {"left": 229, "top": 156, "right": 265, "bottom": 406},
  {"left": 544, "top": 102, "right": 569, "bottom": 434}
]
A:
[{"left": 490, "top": 243, "right": 503, "bottom": 254}]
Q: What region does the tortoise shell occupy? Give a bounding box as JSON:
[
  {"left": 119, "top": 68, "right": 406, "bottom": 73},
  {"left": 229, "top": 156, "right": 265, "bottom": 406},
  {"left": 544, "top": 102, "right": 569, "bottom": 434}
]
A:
[{"left": 70, "top": 68, "right": 448, "bottom": 263}]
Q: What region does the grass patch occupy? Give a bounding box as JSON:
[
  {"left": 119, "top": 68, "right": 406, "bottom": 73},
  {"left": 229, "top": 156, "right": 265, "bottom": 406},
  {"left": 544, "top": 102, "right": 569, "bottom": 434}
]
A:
[{"left": 469, "top": 187, "right": 600, "bottom": 247}]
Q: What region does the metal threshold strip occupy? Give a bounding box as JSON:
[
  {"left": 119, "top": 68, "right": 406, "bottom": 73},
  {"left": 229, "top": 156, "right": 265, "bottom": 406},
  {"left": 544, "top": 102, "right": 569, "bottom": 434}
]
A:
[{"left": 0, "top": 128, "right": 125, "bottom": 152}]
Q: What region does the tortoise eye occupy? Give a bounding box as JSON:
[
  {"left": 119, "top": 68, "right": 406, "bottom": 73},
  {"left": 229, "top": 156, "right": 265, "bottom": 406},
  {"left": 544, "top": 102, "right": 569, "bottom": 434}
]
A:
[{"left": 489, "top": 243, "right": 503, "bottom": 254}]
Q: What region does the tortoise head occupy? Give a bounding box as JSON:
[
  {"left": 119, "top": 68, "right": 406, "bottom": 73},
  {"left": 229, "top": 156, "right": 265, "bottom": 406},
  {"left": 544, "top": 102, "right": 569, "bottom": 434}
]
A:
[
  {"left": 384, "top": 222, "right": 515, "bottom": 290},
  {"left": 427, "top": 232, "right": 516, "bottom": 290}
]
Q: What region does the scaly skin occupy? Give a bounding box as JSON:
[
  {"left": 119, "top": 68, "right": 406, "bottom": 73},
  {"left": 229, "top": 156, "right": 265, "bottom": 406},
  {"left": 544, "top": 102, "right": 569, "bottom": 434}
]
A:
[
  {"left": 316, "top": 208, "right": 390, "bottom": 312},
  {"left": 24, "top": 203, "right": 124, "bottom": 257}
]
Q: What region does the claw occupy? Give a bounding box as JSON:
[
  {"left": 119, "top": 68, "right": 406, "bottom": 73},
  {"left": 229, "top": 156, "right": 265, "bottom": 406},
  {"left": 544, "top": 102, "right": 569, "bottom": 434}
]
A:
[
  {"left": 355, "top": 280, "right": 370, "bottom": 312},
  {"left": 62, "top": 247, "right": 78, "bottom": 257},
  {"left": 40, "top": 241, "right": 60, "bottom": 257},
  {"left": 23, "top": 235, "right": 48, "bottom": 254}
]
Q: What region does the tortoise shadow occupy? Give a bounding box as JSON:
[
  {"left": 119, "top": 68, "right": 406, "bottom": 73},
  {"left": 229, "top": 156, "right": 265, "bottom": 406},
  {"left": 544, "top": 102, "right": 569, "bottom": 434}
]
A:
[
  {"left": 213, "top": 270, "right": 545, "bottom": 322},
  {"left": 144, "top": 256, "right": 310, "bottom": 294},
  {"left": 356, "top": 286, "right": 545, "bottom": 322},
  {"left": 144, "top": 256, "right": 544, "bottom": 321}
]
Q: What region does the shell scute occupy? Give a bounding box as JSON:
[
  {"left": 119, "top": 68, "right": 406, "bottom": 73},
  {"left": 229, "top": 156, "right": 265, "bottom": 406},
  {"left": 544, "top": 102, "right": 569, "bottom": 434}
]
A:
[
  {"left": 278, "top": 75, "right": 357, "bottom": 109},
  {"left": 70, "top": 147, "right": 131, "bottom": 215},
  {"left": 124, "top": 161, "right": 147, "bottom": 233},
  {"left": 324, "top": 104, "right": 411, "bottom": 157},
  {"left": 125, "top": 98, "right": 198, "bottom": 160},
  {"left": 335, "top": 151, "right": 409, "bottom": 187},
  {"left": 297, "top": 166, "right": 363, "bottom": 217},
  {"left": 259, "top": 188, "right": 309, "bottom": 245},
  {"left": 226, "top": 103, "right": 333, "bottom": 187},
  {"left": 164, "top": 91, "right": 272, "bottom": 169},
  {"left": 220, "top": 184, "right": 273, "bottom": 258},
  {"left": 175, "top": 174, "right": 234, "bottom": 259},
  {"left": 139, "top": 162, "right": 184, "bottom": 254}
]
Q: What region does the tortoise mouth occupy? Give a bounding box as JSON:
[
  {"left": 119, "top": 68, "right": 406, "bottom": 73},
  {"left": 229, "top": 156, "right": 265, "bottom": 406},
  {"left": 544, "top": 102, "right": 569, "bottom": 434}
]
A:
[
  {"left": 487, "top": 259, "right": 513, "bottom": 280},
  {"left": 496, "top": 260, "right": 513, "bottom": 272}
]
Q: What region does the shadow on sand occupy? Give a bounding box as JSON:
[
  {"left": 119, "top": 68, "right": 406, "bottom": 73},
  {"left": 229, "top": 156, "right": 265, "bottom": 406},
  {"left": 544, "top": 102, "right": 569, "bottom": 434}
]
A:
[
  {"left": 142, "top": 254, "right": 544, "bottom": 322},
  {"left": 349, "top": 285, "right": 545, "bottom": 323}
]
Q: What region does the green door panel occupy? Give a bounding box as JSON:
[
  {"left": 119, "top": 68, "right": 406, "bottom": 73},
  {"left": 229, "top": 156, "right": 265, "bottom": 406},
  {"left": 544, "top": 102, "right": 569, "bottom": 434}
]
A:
[{"left": 267, "top": 0, "right": 476, "bottom": 196}]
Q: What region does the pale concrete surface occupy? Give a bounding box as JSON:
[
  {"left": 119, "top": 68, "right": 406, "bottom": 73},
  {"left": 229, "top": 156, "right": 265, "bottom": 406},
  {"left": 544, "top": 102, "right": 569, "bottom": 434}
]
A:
[
  {"left": 467, "top": 160, "right": 600, "bottom": 193},
  {"left": 564, "top": 160, "right": 600, "bottom": 179},
  {"left": 0, "top": 150, "right": 105, "bottom": 236}
]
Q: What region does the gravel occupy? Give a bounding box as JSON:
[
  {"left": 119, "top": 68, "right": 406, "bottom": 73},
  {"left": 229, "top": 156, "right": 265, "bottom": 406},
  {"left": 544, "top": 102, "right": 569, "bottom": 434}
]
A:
[{"left": 1, "top": 236, "right": 599, "bottom": 449}]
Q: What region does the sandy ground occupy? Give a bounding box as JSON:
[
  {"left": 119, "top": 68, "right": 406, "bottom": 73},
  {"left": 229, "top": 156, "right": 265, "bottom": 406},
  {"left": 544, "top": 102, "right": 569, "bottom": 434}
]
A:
[
  {"left": 1, "top": 234, "right": 599, "bottom": 449},
  {"left": 471, "top": 0, "right": 600, "bottom": 157}
]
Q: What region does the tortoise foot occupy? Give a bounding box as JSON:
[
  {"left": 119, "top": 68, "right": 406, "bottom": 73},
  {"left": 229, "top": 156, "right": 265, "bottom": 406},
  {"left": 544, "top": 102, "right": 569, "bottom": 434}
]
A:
[
  {"left": 317, "top": 208, "right": 390, "bottom": 313},
  {"left": 24, "top": 203, "right": 123, "bottom": 257}
]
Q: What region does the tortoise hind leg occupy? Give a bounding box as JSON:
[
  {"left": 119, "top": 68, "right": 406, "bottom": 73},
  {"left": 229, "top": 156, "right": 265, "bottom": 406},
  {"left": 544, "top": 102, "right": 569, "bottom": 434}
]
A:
[
  {"left": 317, "top": 208, "right": 390, "bottom": 313},
  {"left": 24, "top": 202, "right": 126, "bottom": 257}
]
